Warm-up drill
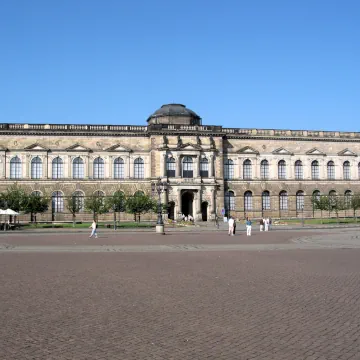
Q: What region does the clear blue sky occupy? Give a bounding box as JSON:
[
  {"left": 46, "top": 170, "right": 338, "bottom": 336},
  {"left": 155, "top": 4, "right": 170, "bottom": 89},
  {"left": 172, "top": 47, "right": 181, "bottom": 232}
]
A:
[{"left": 0, "top": 0, "right": 359, "bottom": 130}]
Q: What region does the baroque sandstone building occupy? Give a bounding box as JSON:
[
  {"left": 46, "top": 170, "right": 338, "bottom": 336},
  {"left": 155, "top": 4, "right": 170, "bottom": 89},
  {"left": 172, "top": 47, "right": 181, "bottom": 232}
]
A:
[{"left": 0, "top": 103, "right": 360, "bottom": 222}]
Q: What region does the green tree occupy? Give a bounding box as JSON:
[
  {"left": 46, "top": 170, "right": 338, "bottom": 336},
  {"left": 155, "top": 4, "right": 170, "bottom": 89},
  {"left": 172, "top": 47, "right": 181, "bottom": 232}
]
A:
[
  {"left": 105, "top": 191, "right": 127, "bottom": 228},
  {"left": 0, "top": 185, "right": 27, "bottom": 212},
  {"left": 311, "top": 195, "right": 330, "bottom": 224},
  {"left": 332, "top": 196, "right": 345, "bottom": 219},
  {"left": 85, "top": 193, "right": 111, "bottom": 221},
  {"left": 125, "top": 192, "right": 156, "bottom": 222},
  {"left": 66, "top": 195, "right": 84, "bottom": 227},
  {"left": 23, "top": 193, "right": 49, "bottom": 224},
  {"left": 350, "top": 193, "right": 360, "bottom": 221}
]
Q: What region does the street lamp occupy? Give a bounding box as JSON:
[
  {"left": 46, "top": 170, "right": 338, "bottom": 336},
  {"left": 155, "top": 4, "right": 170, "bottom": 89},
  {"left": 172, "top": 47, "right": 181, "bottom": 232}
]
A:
[{"left": 151, "top": 178, "right": 168, "bottom": 234}]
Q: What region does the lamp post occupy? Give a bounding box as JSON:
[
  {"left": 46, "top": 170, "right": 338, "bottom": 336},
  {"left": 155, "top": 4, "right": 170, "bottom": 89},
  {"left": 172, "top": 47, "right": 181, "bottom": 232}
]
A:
[
  {"left": 301, "top": 204, "right": 304, "bottom": 227},
  {"left": 152, "top": 178, "right": 168, "bottom": 234}
]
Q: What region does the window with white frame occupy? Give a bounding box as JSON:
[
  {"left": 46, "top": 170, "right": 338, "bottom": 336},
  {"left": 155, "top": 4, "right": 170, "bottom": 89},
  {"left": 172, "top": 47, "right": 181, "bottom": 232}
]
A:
[
  {"left": 134, "top": 158, "right": 144, "bottom": 179},
  {"left": 243, "top": 160, "right": 252, "bottom": 180},
  {"left": 31, "top": 156, "right": 42, "bottom": 179},
  {"left": 244, "top": 191, "right": 253, "bottom": 211},
  {"left": 296, "top": 190, "right": 304, "bottom": 210},
  {"left": 225, "top": 191, "right": 235, "bottom": 211},
  {"left": 224, "top": 159, "right": 234, "bottom": 180},
  {"left": 262, "top": 191, "right": 270, "bottom": 210},
  {"left": 343, "top": 161, "right": 350, "bottom": 180},
  {"left": 166, "top": 157, "right": 176, "bottom": 178},
  {"left": 345, "top": 190, "right": 352, "bottom": 209},
  {"left": 311, "top": 160, "right": 319, "bottom": 180},
  {"left": 10, "top": 156, "right": 22, "bottom": 179},
  {"left": 52, "top": 157, "right": 64, "bottom": 179},
  {"left": 260, "top": 160, "right": 269, "bottom": 179},
  {"left": 200, "top": 157, "right": 209, "bottom": 178},
  {"left": 312, "top": 190, "right": 321, "bottom": 202},
  {"left": 327, "top": 161, "right": 335, "bottom": 180},
  {"left": 73, "top": 157, "right": 84, "bottom": 179},
  {"left": 72, "top": 191, "right": 85, "bottom": 212},
  {"left": 279, "top": 191, "right": 288, "bottom": 210},
  {"left": 93, "top": 157, "right": 105, "bottom": 179},
  {"left": 278, "top": 160, "right": 286, "bottom": 180},
  {"left": 182, "top": 156, "right": 193, "bottom": 178},
  {"left": 295, "top": 160, "right": 303, "bottom": 180},
  {"left": 114, "top": 157, "right": 125, "bottom": 179},
  {"left": 52, "top": 191, "right": 64, "bottom": 213}
]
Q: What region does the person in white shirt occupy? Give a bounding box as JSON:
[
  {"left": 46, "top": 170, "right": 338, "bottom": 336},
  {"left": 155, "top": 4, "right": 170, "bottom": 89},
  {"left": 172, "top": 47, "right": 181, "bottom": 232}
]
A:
[
  {"left": 264, "top": 218, "right": 269, "bottom": 231},
  {"left": 89, "top": 220, "right": 98, "bottom": 238},
  {"left": 228, "top": 217, "right": 235, "bottom": 236}
]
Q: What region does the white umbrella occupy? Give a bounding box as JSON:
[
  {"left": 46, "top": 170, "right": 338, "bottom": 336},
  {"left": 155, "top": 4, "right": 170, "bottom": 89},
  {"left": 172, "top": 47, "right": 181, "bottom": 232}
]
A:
[
  {"left": 0, "top": 209, "right": 6, "bottom": 215},
  {"left": 5, "top": 209, "right": 19, "bottom": 215}
]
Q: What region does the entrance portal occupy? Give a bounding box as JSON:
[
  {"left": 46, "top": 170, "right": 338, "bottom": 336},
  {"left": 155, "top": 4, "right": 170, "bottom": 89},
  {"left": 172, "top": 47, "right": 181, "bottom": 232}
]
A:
[
  {"left": 168, "top": 201, "right": 175, "bottom": 220},
  {"left": 201, "top": 202, "right": 208, "bottom": 221},
  {"left": 181, "top": 191, "right": 194, "bottom": 216}
]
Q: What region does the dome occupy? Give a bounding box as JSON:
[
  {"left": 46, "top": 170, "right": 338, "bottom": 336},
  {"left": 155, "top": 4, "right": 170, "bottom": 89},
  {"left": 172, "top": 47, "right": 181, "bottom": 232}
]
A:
[{"left": 147, "top": 104, "right": 201, "bottom": 125}]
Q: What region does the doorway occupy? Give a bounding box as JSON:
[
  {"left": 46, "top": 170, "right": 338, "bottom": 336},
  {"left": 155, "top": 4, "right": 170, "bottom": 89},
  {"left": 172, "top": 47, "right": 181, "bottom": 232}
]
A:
[
  {"left": 168, "top": 201, "right": 175, "bottom": 220},
  {"left": 201, "top": 202, "right": 208, "bottom": 221},
  {"left": 181, "top": 191, "right": 194, "bottom": 216}
]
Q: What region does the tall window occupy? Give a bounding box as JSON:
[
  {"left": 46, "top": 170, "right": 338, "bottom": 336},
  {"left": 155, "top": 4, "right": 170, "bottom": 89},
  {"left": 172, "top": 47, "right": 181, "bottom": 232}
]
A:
[
  {"left": 166, "top": 157, "right": 176, "bottom": 178},
  {"left": 31, "top": 156, "right": 42, "bottom": 179},
  {"left": 244, "top": 191, "right": 253, "bottom": 211},
  {"left": 182, "top": 156, "right": 193, "bottom": 178},
  {"left": 225, "top": 191, "right": 235, "bottom": 211},
  {"left": 72, "top": 191, "right": 85, "bottom": 212},
  {"left": 295, "top": 160, "right": 303, "bottom": 180},
  {"left": 114, "top": 157, "right": 125, "bottom": 179},
  {"left": 262, "top": 191, "right": 270, "bottom": 210},
  {"left": 134, "top": 158, "right": 144, "bottom": 179},
  {"left": 73, "top": 157, "right": 84, "bottom": 179},
  {"left": 243, "top": 159, "right": 252, "bottom": 180},
  {"left": 311, "top": 160, "right": 319, "bottom": 180},
  {"left": 93, "top": 157, "right": 104, "bottom": 179},
  {"left": 32, "top": 191, "right": 42, "bottom": 197},
  {"left": 279, "top": 191, "right": 288, "bottom": 210},
  {"left": 52, "top": 157, "right": 63, "bottom": 179},
  {"left": 278, "top": 160, "right": 286, "bottom": 180},
  {"left": 200, "top": 158, "right": 209, "bottom": 178},
  {"left": 52, "top": 191, "right": 64, "bottom": 213},
  {"left": 312, "top": 190, "right": 321, "bottom": 202},
  {"left": 296, "top": 190, "right": 304, "bottom": 211},
  {"left": 224, "top": 159, "right": 234, "bottom": 180},
  {"left": 327, "top": 161, "right": 335, "bottom": 180},
  {"left": 260, "top": 160, "right": 269, "bottom": 179},
  {"left": 343, "top": 161, "right": 350, "bottom": 180},
  {"left": 345, "top": 190, "right": 352, "bottom": 209},
  {"left": 10, "top": 156, "right": 22, "bottom": 179}
]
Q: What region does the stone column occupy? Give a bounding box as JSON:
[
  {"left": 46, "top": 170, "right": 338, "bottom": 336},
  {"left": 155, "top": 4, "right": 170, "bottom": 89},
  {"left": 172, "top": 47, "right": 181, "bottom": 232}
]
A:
[
  {"left": 108, "top": 156, "right": 113, "bottom": 179},
  {"left": 163, "top": 153, "right": 167, "bottom": 177},
  {"left": 176, "top": 188, "right": 181, "bottom": 219},
  {"left": 68, "top": 155, "right": 72, "bottom": 178},
  {"left": 209, "top": 155, "right": 214, "bottom": 177},
  {"left": 26, "top": 155, "right": 30, "bottom": 178},
  {"left": 197, "top": 155, "right": 201, "bottom": 177},
  {"left": 177, "top": 156, "right": 181, "bottom": 177},
  {"left": 45, "top": 154, "right": 49, "bottom": 179},
  {"left": 129, "top": 157, "right": 134, "bottom": 178},
  {"left": 195, "top": 189, "right": 202, "bottom": 220},
  {"left": 211, "top": 188, "right": 216, "bottom": 215}
]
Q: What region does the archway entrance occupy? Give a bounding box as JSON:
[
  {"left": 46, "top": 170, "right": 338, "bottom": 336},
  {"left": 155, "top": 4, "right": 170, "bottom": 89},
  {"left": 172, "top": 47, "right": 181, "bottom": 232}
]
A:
[
  {"left": 201, "top": 202, "right": 208, "bottom": 221},
  {"left": 168, "top": 201, "right": 175, "bottom": 220},
  {"left": 181, "top": 191, "right": 194, "bottom": 216}
]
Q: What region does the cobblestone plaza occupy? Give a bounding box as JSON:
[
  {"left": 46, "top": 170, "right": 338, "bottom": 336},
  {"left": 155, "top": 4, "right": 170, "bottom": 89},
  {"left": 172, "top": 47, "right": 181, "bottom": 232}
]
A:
[{"left": 1, "top": 229, "right": 360, "bottom": 359}]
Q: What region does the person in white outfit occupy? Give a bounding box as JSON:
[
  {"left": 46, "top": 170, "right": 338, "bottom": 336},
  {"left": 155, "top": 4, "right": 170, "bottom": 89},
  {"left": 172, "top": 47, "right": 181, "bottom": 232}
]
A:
[
  {"left": 246, "top": 217, "right": 252, "bottom": 236},
  {"left": 228, "top": 216, "right": 235, "bottom": 236},
  {"left": 264, "top": 218, "right": 269, "bottom": 231},
  {"left": 89, "top": 220, "right": 98, "bottom": 238}
]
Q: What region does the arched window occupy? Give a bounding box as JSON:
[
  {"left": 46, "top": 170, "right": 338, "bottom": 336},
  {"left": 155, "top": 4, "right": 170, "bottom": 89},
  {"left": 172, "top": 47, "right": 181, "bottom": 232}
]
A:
[
  {"left": 93, "top": 157, "right": 104, "bottom": 179},
  {"left": 32, "top": 191, "right": 42, "bottom": 197},
  {"left": 327, "top": 161, "right": 335, "bottom": 180},
  {"left": 166, "top": 157, "right": 176, "bottom": 178},
  {"left": 295, "top": 160, "right": 303, "bottom": 180},
  {"left": 243, "top": 160, "right": 252, "bottom": 180},
  {"left": 10, "top": 156, "right": 22, "bottom": 179},
  {"left": 343, "top": 161, "right": 351, "bottom": 180},
  {"left": 182, "top": 156, "right": 193, "bottom": 178},
  {"left": 312, "top": 190, "right": 321, "bottom": 202},
  {"left": 296, "top": 190, "right": 305, "bottom": 211},
  {"left": 72, "top": 191, "right": 85, "bottom": 212},
  {"left": 134, "top": 158, "right": 144, "bottom": 179},
  {"left": 278, "top": 160, "right": 286, "bottom": 180},
  {"left": 244, "top": 191, "right": 252, "bottom": 211},
  {"left": 224, "top": 159, "right": 234, "bottom": 180},
  {"left": 329, "top": 190, "right": 337, "bottom": 208},
  {"left": 200, "top": 157, "right": 209, "bottom": 178},
  {"left": 114, "top": 157, "right": 125, "bottom": 179},
  {"left": 52, "top": 157, "right": 63, "bottom": 179},
  {"left": 31, "top": 156, "right": 42, "bottom": 179},
  {"left": 73, "top": 157, "right": 84, "bottom": 179},
  {"left": 311, "top": 160, "right": 319, "bottom": 180},
  {"left": 262, "top": 191, "right": 270, "bottom": 210},
  {"left": 345, "top": 190, "right": 352, "bottom": 209},
  {"left": 52, "top": 191, "right": 64, "bottom": 213},
  {"left": 279, "top": 190, "right": 288, "bottom": 210},
  {"left": 225, "top": 191, "right": 235, "bottom": 211},
  {"left": 260, "top": 160, "right": 269, "bottom": 179}
]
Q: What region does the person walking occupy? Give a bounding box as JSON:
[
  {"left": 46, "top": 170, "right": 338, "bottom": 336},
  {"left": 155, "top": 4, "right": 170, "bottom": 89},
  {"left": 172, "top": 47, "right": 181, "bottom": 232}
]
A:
[
  {"left": 215, "top": 214, "right": 220, "bottom": 229},
  {"left": 89, "top": 220, "right": 98, "bottom": 238},
  {"left": 233, "top": 217, "right": 237, "bottom": 235},
  {"left": 246, "top": 217, "right": 252, "bottom": 236},
  {"left": 260, "top": 218, "right": 264, "bottom": 231},
  {"left": 228, "top": 216, "right": 235, "bottom": 236},
  {"left": 264, "top": 218, "right": 269, "bottom": 231}
]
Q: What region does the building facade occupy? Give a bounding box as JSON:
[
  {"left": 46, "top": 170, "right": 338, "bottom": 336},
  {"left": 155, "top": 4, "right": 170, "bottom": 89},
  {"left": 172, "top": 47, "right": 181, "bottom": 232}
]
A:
[{"left": 1, "top": 103, "right": 360, "bottom": 221}]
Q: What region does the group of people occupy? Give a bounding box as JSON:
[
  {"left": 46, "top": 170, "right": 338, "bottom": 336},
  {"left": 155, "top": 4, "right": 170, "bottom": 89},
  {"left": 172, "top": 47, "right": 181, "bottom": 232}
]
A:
[
  {"left": 227, "top": 217, "right": 272, "bottom": 237},
  {"left": 180, "top": 213, "right": 194, "bottom": 222}
]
